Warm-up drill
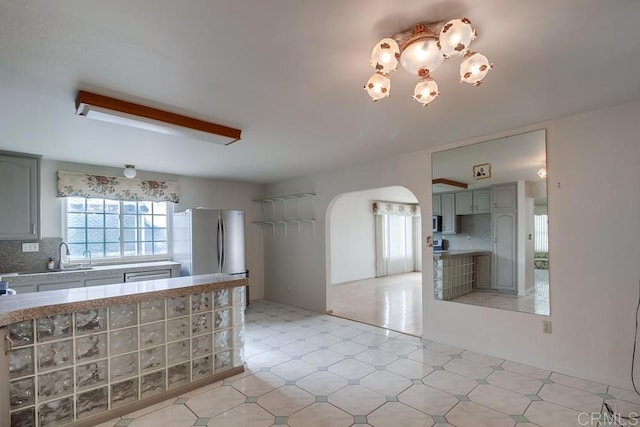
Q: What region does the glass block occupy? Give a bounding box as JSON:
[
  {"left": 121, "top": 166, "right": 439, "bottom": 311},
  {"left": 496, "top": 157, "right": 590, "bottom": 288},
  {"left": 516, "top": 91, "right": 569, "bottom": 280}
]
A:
[
  {"left": 233, "top": 286, "right": 246, "bottom": 307},
  {"left": 214, "top": 309, "right": 231, "bottom": 329},
  {"left": 110, "top": 352, "right": 138, "bottom": 382},
  {"left": 167, "top": 339, "right": 190, "bottom": 365},
  {"left": 192, "top": 312, "right": 212, "bottom": 335},
  {"left": 140, "top": 322, "right": 165, "bottom": 348},
  {"left": 76, "top": 360, "right": 108, "bottom": 390},
  {"left": 140, "top": 299, "right": 166, "bottom": 323},
  {"left": 233, "top": 327, "right": 244, "bottom": 348},
  {"left": 167, "top": 296, "right": 189, "bottom": 318},
  {"left": 233, "top": 305, "right": 244, "bottom": 328},
  {"left": 192, "top": 355, "right": 212, "bottom": 380},
  {"left": 214, "top": 330, "right": 231, "bottom": 352},
  {"left": 38, "top": 367, "right": 73, "bottom": 400},
  {"left": 109, "top": 303, "right": 138, "bottom": 329},
  {"left": 214, "top": 350, "right": 231, "bottom": 372},
  {"left": 10, "top": 377, "right": 34, "bottom": 410},
  {"left": 9, "top": 320, "right": 34, "bottom": 347},
  {"left": 76, "top": 332, "right": 107, "bottom": 362},
  {"left": 191, "top": 292, "right": 211, "bottom": 313},
  {"left": 214, "top": 289, "right": 230, "bottom": 309},
  {"left": 192, "top": 334, "right": 212, "bottom": 358},
  {"left": 167, "top": 316, "right": 190, "bottom": 341},
  {"left": 111, "top": 378, "right": 139, "bottom": 408},
  {"left": 141, "top": 370, "right": 166, "bottom": 398},
  {"left": 39, "top": 396, "right": 73, "bottom": 426},
  {"left": 9, "top": 347, "right": 34, "bottom": 379},
  {"left": 75, "top": 308, "right": 106, "bottom": 335},
  {"left": 37, "top": 314, "right": 71, "bottom": 342},
  {"left": 140, "top": 345, "right": 166, "bottom": 372},
  {"left": 233, "top": 346, "right": 245, "bottom": 367},
  {"left": 168, "top": 362, "right": 190, "bottom": 389},
  {"left": 38, "top": 339, "right": 73, "bottom": 371},
  {"left": 76, "top": 386, "right": 108, "bottom": 419},
  {"left": 110, "top": 327, "right": 138, "bottom": 356},
  {"left": 11, "top": 407, "right": 35, "bottom": 427}
]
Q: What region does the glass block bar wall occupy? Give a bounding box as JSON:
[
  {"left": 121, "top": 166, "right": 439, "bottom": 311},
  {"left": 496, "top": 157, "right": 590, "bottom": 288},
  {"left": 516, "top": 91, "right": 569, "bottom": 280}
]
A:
[
  {"left": 7, "top": 286, "right": 246, "bottom": 427},
  {"left": 433, "top": 255, "right": 475, "bottom": 300}
]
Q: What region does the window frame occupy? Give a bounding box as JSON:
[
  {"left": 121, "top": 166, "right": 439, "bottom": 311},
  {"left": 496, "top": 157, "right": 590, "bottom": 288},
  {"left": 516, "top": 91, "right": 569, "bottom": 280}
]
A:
[{"left": 62, "top": 197, "right": 173, "bottom": 264}]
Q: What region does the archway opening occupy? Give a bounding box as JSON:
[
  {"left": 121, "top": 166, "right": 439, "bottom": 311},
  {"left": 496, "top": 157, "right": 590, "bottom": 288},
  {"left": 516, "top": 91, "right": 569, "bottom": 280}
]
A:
[{"left": 326, "top": 186, "right": 422, "bottom": 336}]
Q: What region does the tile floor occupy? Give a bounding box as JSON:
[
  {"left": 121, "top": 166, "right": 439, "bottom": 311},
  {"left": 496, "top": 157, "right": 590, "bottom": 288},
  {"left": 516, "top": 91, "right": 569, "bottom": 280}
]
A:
[
  {"left": 330, "top": 272, "right": 422, "bottom": 336},
  {"left": 452, "top": 270, "right": 550, "bottom": 315},
  {"left": 97, "top": 299, "right": 639, "bottom": 427}
]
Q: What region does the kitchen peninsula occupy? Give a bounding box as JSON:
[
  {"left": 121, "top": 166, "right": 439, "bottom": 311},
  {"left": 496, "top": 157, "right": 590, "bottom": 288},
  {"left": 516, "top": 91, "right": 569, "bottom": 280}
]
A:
[
  {"left": 433, "top": 250, "right": 492, "bottom": 300},
  {"left": 0, "top": 273, "right": 247, "bottom": 427}
]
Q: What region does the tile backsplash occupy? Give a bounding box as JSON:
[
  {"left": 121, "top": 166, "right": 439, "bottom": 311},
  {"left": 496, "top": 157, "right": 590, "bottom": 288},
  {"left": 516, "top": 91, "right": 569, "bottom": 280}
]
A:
[
  {"left": 436, "top": 213, "right": 492, "bottom": 251},
  {"left": 0, "top": 238, "right": 63, "bottom": 274}
]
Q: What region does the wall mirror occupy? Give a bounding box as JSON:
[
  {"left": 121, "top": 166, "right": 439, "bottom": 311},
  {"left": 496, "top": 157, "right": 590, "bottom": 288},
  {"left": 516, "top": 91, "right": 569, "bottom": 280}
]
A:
[{"left": 431, "top": 129, "right": 549, "bottom": 315}]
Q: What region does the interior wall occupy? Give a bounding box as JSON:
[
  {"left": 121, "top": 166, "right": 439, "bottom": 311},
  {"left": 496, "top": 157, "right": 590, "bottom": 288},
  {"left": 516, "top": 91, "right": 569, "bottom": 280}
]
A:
[
  {"left": 39, "top": 160, "right": 266, "bottom": 299},
  {"left": 330, "top": 195, "right": 375, "bottom": 285},
  {"left": 264, "top": 99, "right": 640, "bottom": 389}
]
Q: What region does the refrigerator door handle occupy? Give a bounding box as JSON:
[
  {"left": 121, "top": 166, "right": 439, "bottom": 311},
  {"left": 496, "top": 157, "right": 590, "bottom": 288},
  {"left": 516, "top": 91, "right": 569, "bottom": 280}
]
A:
[
  {"left": 217, "top": 219, "right": 223, "bottom": 270},
  {"left": 220, "top": 217, "right": 225, "bottom": 268}
]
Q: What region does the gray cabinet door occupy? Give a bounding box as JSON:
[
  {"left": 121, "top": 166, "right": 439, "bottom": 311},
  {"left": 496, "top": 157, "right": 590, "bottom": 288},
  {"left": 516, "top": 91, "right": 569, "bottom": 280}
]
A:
[
  {"left": 441, "top": 193, "right": 458, "bottom": 235},
  {"left": 474, "top": 189, "right": 492, "bottom": 214},
  {"left": 492, "top": 212, "right": 517, "bottom": 292},
  {"left": 492, "top": 183, "right": 517, "bottom": 212},
  {"left": 38, "top": 280, "right": 83, "bottom": 292},
  {"left": 455, "top": 191, "right": 473, "bottom": 215},
  {"left": 0, "top": 154, "right": 40, "bottom": 240},
  {"left": 432, "top": 194, "right": 442, "bottom": 216}
]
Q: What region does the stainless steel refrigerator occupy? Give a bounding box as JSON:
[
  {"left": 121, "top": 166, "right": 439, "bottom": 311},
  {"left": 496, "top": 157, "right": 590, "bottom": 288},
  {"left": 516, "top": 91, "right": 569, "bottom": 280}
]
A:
[{"left": 172, "top": 208, "right": 246, "bottom": 277}]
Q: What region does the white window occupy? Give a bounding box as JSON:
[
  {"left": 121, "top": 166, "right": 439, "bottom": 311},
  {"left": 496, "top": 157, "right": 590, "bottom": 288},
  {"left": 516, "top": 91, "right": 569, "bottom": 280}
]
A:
[{"left": 65, "top": 197, "right": 171, "bottom": 261}]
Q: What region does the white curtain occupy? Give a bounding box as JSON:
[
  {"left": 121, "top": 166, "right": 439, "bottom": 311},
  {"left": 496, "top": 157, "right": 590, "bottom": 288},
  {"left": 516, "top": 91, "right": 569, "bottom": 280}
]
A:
[
  {"left": 375, "top": 214, "right": 419, "bottom": 277},
  {"left": 534, "top": 214, "right": 549, "bottom": 252}
]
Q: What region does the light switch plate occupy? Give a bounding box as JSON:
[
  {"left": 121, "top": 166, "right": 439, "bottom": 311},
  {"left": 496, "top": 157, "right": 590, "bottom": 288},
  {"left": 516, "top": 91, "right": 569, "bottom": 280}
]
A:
[
  {"left": 543, "top": 320, "right": 552, "bottom": 334},
  {"left": 21, "top": 242, "right": 39, "bottom": 252}
]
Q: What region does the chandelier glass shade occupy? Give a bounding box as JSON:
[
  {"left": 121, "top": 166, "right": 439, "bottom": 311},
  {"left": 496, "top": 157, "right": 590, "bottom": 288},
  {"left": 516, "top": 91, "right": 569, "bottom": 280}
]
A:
[{"left": 364, "top": 18, "right": 492, "bottom": 106}]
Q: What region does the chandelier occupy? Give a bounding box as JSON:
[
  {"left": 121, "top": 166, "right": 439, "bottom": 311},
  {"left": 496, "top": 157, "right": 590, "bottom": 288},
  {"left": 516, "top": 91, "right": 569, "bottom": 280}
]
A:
[{"left": 364, "top": 18, "right": 493, "bottom": 106}]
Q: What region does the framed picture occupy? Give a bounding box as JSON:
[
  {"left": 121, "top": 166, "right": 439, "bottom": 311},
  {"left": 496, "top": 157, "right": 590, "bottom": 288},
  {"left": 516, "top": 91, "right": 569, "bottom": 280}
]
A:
[{"left": 473, "top": 163, "right": 491, "bottom": 180}]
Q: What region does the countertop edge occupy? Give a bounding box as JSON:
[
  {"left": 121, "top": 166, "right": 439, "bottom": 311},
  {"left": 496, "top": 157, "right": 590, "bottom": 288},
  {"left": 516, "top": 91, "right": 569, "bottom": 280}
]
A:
[
  {"left": 433, "top": 250, "right": 492, "bottom": 258},
  {"left": 0, "top": 275, "right": 247, "bottom": 327}
]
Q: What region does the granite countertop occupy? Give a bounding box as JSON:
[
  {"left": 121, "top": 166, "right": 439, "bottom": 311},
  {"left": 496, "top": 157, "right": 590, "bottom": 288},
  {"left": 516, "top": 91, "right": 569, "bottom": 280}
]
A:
[
  {"left": 433, "top": 250, "right": 492, "bottom": 258},
  {"left": 1, "top": 261, "right": 181, "bottom": 285},
  {"left": 0, "top": 273, "right": 247, "bottom": 326}
]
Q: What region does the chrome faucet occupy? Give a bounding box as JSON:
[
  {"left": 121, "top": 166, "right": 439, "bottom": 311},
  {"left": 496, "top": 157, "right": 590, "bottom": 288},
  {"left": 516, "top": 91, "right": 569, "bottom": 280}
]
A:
[
  {"left": 58, "top": 242, "right": 70, "bottom": 269},
  {"left": 82, "top": 249, "right": 92, "bottom": 267}
]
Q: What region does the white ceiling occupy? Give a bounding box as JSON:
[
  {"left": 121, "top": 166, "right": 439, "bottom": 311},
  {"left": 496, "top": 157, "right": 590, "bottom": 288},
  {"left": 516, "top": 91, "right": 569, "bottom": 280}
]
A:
[{"left": 1, "top": 0, "right": 639, "bottom": 183}]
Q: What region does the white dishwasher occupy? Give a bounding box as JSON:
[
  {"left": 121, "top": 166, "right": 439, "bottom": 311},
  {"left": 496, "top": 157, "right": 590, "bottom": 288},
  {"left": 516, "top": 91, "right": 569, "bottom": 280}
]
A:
[{"left": 124, "top": 269, "right": 172, "bottom": 282}]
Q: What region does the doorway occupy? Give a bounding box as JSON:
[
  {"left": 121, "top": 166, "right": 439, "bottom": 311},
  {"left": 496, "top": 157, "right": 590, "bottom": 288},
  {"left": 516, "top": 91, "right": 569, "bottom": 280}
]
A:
[{"left": 326, "top": 186, "right": 423, "bottom": 336}]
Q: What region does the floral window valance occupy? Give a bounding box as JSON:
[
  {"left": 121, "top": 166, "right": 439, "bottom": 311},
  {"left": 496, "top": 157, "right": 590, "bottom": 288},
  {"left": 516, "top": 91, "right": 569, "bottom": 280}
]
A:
[
  {"left": 372, "top": 201, "right": 421, "bottom": 217},
  {"left": 57, "top": 171, "right": 179, "bottom": 203}
]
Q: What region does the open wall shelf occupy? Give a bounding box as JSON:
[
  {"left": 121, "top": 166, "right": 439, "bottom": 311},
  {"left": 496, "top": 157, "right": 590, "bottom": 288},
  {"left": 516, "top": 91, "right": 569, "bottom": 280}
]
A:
[{"left": 253, "top": 193, "right": 316, "bottom": 236}]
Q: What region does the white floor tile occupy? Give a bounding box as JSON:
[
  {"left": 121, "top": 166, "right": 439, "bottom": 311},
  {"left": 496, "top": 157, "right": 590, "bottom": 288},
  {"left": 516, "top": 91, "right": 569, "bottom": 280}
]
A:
[
  {"left": 128, "top": 404, "right": 196, "bottom": 427},
  {"left": 231, "top": 371, "right": 286, "bottom": 397},
  {"left": 185, "top": 385, "right": 245, "bottom": 417},
  {"left": 359, "top": 370, "right": 413, "bottom": 396},
  {"left": 486, "top": 369, "right": 544, "bottom": 395},
  {"left": 397, "top": 384, "right": 458, "bottom": 415},
  {"left": 287, "top": 402, "right": 353, "bottom": 427},
  {"left": 446, "top": 401, "right": 516, "bottom": 427},
  {"left": 367, "top": 402, "right": 435, "bottom": 427},
  {"left": 257, "top": 385, "right": 315, "bottom": 416},
  {"left": 206, "top": 403, "right": 274, "bottom": 427},
  {"left": 468, "top": 384, "right": 532, "bottom": 415},
  {"left": 422, "top": 370, "right": 479, "bottom": 396},
  {"left": 296, "top": 371, "right": 348, "bottom": 395},
  {"left": 524, "top": 400, "right": 584, "bottom": 427},
  {"left": 328, "top": 385, "right": 386, "bottom": 415},
  {"left": 329, "top": 358, "right": 376, "bottom": 380}
]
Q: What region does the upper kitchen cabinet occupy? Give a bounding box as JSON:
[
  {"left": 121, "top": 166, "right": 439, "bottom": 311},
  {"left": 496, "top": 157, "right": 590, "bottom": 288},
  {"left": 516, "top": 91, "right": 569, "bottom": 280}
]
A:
[
  {"left": 432, "top": 194, "right": 442, "bottom": 216},
  {"left": 455, "top": 188, "right": 491, "bottom": 215},
  {"left": 0, "top": 152, "right": 40, "bottom": 240},
  {"left": 492, "top": 183, "right": 517, "bottom": 212},
  {"left": 440, "top": 192, "right": 458, "bottom": 234}
]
